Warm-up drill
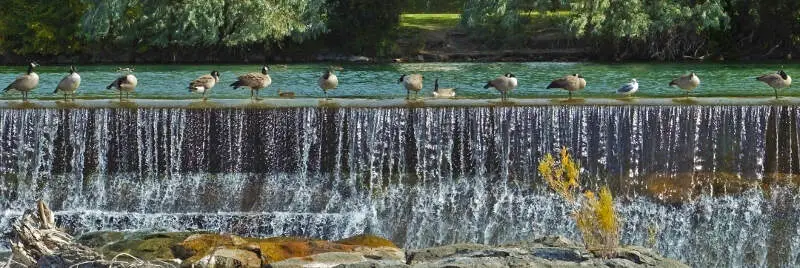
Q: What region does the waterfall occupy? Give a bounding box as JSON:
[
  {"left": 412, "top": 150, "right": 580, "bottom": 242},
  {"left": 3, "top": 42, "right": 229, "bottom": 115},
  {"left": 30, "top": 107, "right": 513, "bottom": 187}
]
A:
[{"left": 1, "top": 106, "right": 799, "bottom": 267}]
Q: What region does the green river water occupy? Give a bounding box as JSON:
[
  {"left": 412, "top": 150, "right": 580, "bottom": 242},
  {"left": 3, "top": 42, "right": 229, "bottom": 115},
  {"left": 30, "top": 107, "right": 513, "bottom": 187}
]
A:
[{"left": 0, "top": 62, "right": 797, "bottom": 100}]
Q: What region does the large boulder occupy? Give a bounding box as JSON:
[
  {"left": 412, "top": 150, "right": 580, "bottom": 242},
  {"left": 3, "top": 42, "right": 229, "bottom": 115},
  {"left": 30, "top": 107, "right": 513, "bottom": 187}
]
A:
[
  {"left": 171, "top": 233, "right": 248, "bottom": 261},
  {"left": 171, "top": 234, "right": 403, "bottom": 267},
  {"left": 268, "top": 250, "right": 407, "bottom": 268},
  {"left": 193, "top": 247, "right": 261, "bottom": 268},
  {"left": 99, "top": 232, "right": 194, "bottom": 260},
  {"left": 75, "top": 231, "right": 125, "bottom": 248},
  {"left": 336, "top": 234, "right": 398, "bottom": 248},
  {"left": 406, "top": 237, "right": 688, "bottom": 268}
]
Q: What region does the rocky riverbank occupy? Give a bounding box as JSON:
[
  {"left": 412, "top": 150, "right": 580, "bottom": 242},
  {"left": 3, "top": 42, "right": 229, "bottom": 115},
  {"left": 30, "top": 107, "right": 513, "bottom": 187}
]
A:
[{"left": 4, "top": 201, "right": 688, "bottom": 267}]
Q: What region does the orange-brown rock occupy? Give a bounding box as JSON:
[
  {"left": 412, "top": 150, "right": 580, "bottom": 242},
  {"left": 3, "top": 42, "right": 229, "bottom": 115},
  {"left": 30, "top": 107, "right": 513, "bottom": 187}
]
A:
[
  {"left": 171, "top": 233, "right": 249, "bottom": 262},
  {"left": 336, "top": 234, "right": 398, "bottom": 248},
  {"left": 171, "top": 234, "right": 400, "bottom": 267}
]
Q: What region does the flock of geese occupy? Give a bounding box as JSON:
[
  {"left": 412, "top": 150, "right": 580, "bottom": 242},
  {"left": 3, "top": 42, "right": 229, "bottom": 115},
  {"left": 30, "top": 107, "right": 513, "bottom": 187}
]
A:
[{"left": 0, "top": 62, "right": 794, "bottom": 101}]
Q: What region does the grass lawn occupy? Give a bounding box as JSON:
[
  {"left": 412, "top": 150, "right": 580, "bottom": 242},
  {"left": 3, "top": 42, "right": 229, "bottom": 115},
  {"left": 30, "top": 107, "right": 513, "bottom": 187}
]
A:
[
  {"left": 400, "top": 11, "right": 570, "bottom": 33},
  {"left": 396, "top": 12, "right": 573, "bottom": 53},
  {"left": 400, "top": 14, "right": 461, "bottom": 31}
]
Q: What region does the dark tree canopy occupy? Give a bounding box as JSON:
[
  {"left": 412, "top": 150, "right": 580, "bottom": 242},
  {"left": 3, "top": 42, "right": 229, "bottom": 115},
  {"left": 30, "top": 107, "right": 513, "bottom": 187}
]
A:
[
  {"left": 0, "top": 0, "right": 85, "bottom": 55},
  {"left": 325, "top": 0, "right": 406, "bottom": 56}
]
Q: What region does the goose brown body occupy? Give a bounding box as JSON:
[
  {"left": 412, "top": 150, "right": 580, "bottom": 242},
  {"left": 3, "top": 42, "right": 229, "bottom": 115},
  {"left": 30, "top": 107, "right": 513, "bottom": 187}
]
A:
[
  {"left": 669, "top": 73, "right": 700, "bottom": 97},
  {"left": 189, "top": 71, "right": 220, "bottom": 99},
  {"left": 3, "top": 62, "right": 39, "bottom": 101},
  {"left": 398, "top": 74, "right": 423, "bottom": 99},
  {"left": 547, "top": 74, "right": 584, "bottom": 98},
  {"left": 230, "top": 66, "right": 272, "bottom": 99},
  {"left": 319, "top": 70, "right": 338, "bottom": 98},
  {"left": 54, "top": 66, "right": 81, "bottom": 100},
  {"left": 757, "top": 70, "right": 791, "bottom": 98},
  {"left": 433, "top": 78, "right": 456, "bottom": 98},
  {"left": 106, "top": 74, "right": 138, "bottom": 99},
  {"left": 484, "top": 73, "right": 518, "bottom": 100}
]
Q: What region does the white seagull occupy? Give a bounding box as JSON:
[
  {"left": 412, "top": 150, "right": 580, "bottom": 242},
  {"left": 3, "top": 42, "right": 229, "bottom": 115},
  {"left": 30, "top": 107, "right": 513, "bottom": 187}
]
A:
[{"left": 617, "top": 78, "right": 639, "bottom": 96}]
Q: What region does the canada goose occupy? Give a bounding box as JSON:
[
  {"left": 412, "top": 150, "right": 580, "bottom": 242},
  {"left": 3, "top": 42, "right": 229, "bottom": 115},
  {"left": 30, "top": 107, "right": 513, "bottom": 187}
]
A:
[
  {"left": 669, "top": 72, "right": 700, "bottom": 97},
  {"left": 318, "top": 69, "right": 338, "bottom": 99},
  {"left": 547, "top": 74, "right": 585, "bottom": 99},
  {"left": 230, "top": 66, "right": 272, "bottom": 100},
  {"left": 3, "top": 62, "right": 39, "bottom": 101},
  {"left": 757, "top": 70, "right": 792, "bottom": 99},
  {"left": 433, "top": 78, "right": 456, "bottom": 98},
  {"left": 398, "top": 74, "right": 423, "bottom": 99},
  {"left": 278, "top": 88, "right": 295, "bottom": 98},
  {"left": 617, "top": 78, "right": 639, "bottom": 97},
  {"left": 188, "top": 70, "right": 220, "bottom": 100},
  {"left": 106, "top": 74, "right": 138, "bottom": 100},
  {"left": 54, "top": 66, "right": 81, "bottom": 101},
  {"left": 484, "top": 73, "right": 518, "bottom": 100}
]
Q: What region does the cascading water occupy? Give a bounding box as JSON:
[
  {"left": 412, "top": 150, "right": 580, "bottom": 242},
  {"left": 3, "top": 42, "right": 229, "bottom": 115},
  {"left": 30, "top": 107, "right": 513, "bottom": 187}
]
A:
[{"left": 1, "top": 105, "right": 799, "bottom": 267}]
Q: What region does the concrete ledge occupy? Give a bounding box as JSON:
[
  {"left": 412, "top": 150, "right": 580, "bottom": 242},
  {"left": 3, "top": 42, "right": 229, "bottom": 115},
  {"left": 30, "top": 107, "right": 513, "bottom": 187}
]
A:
[{"left": 0, "top": 97, "right": 799, "bottom": 109}]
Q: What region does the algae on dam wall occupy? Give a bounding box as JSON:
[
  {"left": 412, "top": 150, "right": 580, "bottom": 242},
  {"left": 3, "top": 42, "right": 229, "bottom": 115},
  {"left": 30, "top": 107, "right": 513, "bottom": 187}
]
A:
[{"left": 1, "top": 105, "right": 799, "bottom": 267}]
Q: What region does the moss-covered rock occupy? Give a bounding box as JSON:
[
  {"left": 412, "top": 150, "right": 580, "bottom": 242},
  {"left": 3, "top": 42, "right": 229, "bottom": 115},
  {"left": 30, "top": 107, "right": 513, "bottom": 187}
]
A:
[
  {"left": 100, "top": 232, "right": 195, "bottom": 260},
  {"left": 248, "top": 237, "right": 358, "bottom": 263},
  {"left": 193, "top": 247, "right": 261, "bottom": 268},
  {"left": 171, "top": 233, "right": 249, "bottom": 263},
  {"left": 74, "top": 231, "right": 401, "bottom": 267},
  {"left": 75, "top": 231, "right": 125, "bottom": 248},
  {"left": 336, "top": 234, "right": 398, "bottom": 248}
]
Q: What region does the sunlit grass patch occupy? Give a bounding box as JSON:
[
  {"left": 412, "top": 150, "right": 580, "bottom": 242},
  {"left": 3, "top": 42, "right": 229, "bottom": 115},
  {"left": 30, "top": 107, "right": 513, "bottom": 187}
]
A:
[{"left": 400, "top": 14, "right": 460, "bottom": 31}]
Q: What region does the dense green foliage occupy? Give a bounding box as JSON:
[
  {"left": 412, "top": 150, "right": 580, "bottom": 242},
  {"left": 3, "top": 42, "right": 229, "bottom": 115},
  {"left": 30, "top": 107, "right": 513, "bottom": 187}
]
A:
[
  {"left": 460, "top": 0, "right": 570, "bottom": 48},
  {"left": 326, "top": 0, "right": 405, "bottom": 56},
  {"left": 404, "top": 0, "right": 466, "bottom": 13},
  {"left": 459, "top": 0, "right": 800, "bottom": 60},
  {"left": 568, "top": 0, "right": 729, "bottom": 60},
  {"left": 1, "top": 0, "right": 799, "bottom": 61},
  {"left": 0, "top": 0, "right": 85, "bottom": 55},
  {"left": 0, "top": 0, "right": 393, "bottom": 59},
  {"left": 79, "top": 0, "right": 327, "bottom": 48}
]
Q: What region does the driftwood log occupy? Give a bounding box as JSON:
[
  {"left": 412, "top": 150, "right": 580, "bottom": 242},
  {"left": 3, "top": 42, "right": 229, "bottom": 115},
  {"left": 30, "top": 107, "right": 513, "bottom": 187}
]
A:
[
  {"left": 5, "top": 201, "right": 172, "bottom": 268},
  {"left": 7, "top": 200, "right": 102, "bottom": 267},
  {"left": 7, "top": 201, "right": 102, "bottom": 267}
]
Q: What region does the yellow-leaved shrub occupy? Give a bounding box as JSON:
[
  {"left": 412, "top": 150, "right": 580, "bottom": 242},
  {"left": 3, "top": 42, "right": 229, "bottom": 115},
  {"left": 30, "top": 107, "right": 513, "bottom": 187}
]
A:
[{"left": 539, "top": 147, "right": 620, "bottom": 257}]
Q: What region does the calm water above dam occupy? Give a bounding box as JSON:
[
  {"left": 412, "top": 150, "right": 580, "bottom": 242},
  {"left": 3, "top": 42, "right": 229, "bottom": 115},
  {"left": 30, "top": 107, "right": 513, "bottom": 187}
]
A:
[{"left": 1, "top": 62, "right": 800, "bottom": 99}]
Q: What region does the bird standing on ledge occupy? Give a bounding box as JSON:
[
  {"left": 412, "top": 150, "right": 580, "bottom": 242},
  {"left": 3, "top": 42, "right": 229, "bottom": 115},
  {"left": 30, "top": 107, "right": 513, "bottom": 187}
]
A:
[
  {"left": 106, "top": 72, "right": 138, "bottom": 100},
  {"left": 398, "top": 74, "right": 423, "bottom": 100},
  {"left": 189, "top": 70, "right": 220, "bottom": 100},
  {"left": 3, "top": 62, "right": 39, "bottom": 101},
  {"left": 54, "top": 66, "right": 81, "bottom": 101},
  {"left": 484, "top": 73, "right": 517, "bottom": 100},
  {"left": 319, "top": 69, "right": 339, "bottom": 99},
  {"left": 669, "top": 72, "right": 700, "bottom": 98},
  {"left": 547, "top": 74, "right": 585, "bottom": 99},
  {"left": 756, "top": 70, "right": 791, "bottom": 99},
  {"left": 230, "top": 66, "right": 272, "bottom": 100}
]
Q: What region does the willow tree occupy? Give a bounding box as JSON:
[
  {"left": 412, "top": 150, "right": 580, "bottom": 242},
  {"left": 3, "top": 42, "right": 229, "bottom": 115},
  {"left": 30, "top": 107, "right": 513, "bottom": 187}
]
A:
[
  {"left": 0, "top": 0, "right": 85, "bottom": 55},
  {"left": 460, "top": 0, "right": 562, "bottom": 48},
  {"left": 568, "top": 0, "right": 729, "bottom": 60},
  {"left": 79, "top": 0, "right": 327, "bottom": 52}
]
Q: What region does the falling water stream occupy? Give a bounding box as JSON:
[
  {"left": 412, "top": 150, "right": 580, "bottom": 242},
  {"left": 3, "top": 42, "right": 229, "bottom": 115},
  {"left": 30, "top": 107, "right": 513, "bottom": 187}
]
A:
[{"left": 1, "top": 105, "right": 800, "bottom": 267}]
